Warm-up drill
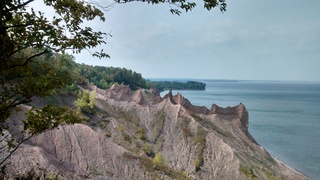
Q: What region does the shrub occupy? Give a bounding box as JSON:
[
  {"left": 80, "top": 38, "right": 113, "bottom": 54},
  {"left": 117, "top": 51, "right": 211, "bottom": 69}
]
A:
[
  {"left": 137, "top": 127, "right": 147, "bottom": 140},
  {"left": 193, "top": 126, "right": 207, "bottom": 171},
  {"left": 99, "top": 121, "right": 108, "bottom": 129},
  {"left": 153, "top": 152, "right": 164, "bottom": 165},
  {"left": 74, "top": 90, "right": 96, "bottom": 114},
  {"left": 142, "top": 143, "right": 154, "bottom": 157},
  {"left": 239, "top": 164, "right": 256, "bottom": 180},
  {"left": 47, "top": 171, "right": 58, "bottom": 180},
  {"left": 105, "top": 130, "right": 111, "bottom": 137}
]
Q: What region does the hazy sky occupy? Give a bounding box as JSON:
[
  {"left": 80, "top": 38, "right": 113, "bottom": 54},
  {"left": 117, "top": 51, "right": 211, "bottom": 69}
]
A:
[{"left": 65, "top": 1, "right": 320, "bottom": 81}]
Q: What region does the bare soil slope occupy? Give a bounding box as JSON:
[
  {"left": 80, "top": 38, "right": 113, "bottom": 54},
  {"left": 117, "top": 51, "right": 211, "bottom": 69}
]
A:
[{"left": 3, "top": 84, "right": 307, "bottom": 179}]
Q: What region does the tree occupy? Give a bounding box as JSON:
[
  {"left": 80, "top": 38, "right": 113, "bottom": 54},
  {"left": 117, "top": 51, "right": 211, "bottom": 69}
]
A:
[
  {"left": 1, "top": 0, "right": 109, "bottom": 124},
  {"left": 0, "top": 49, "right": 86, "bottom": 169},
  {"left": 0, "top": 0, "right": 109, "bottom": 168},
  {"left": 75, "top": 89, "right": 96, "bottom": 114},
  {"left": 0, "top": 0, "right": 225, "bottom": 171}
]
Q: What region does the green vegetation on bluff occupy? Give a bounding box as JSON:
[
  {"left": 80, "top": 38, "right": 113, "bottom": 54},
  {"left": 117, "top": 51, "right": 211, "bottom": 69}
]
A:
[{"left": 77, "top": 63, "right": 149, "bottom": 90}]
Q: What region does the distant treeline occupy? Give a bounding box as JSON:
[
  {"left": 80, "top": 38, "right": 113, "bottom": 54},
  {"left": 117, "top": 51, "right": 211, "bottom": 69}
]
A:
[
  {"left": 77, "top": 63, "right": 207, "bottom": 92},
  {"left": 150, "top": 81, "right": 206, "bottom": 92},
  {"left": 54, "top": 54, "right": 205, "bottom": 92},
  {"left": 77, "top": 63, "right": 206, "bottom": 91}
]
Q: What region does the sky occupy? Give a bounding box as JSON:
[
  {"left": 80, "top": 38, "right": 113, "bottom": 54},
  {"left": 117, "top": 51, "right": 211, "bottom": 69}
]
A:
[{"left": 37, "top": 0, "right": 320, "bottom": 81}]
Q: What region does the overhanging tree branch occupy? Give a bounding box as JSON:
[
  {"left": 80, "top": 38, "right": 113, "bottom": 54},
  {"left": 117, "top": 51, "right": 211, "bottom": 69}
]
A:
[
  {"left": 114, "top": 0, "right": 226, "bottom": 14},
  {"left": 0, "top": 97, "right": 31, "bottom": 114},
  {"left": 4, "top": 0, "right": 35, "bottom": 13},
  {"left": 4, "top": 23, "right": 33, "bottom": 29},
  {"left": 4, "top": 49, "right": 49, "bottom": 71},
  {"left": 0, "top": 133, "right": 35, "bottom": 166}
]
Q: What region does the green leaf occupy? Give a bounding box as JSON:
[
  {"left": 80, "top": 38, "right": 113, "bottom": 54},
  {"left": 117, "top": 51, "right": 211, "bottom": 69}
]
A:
[{"left": 23, "top": 105, "right": 84, "bottom": 135}]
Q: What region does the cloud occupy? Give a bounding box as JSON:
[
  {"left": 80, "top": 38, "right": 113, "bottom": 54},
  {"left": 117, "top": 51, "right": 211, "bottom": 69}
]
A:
[{"left": 38, "top": 0, "right": 320, "bottom": 81}]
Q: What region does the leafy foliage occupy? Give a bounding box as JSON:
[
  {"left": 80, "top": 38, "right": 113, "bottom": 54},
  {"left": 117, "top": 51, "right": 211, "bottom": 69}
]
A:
[
  {"left": 142, "top": 143, "right": 154, "bottom": 157},
  {"left": 0, "top": 0, "right": 108, "bottom": 126},
  {"left": 0, "top": 0, "right": 108, "bottom": 60},
  {"left": 0, "top": 49, "right": 74, "bottom": 129},
  {"left": 0, "top": 0, "right": 107, "bottom": 168},
  {"left": 78, "top": 64, "right": 150, "bottom": 90},
  {"left": 24, "top": 105, "right": 85, "bottom": 135},
  {"left": 117, "top": 0, "right": 227, "bottom": 15},
  {"left": 0, "top": 51, "right": 86, "bottom": 164},
  {"left": 153, "top": 152, "right": 164, "bottom": 165},
  {"left": 74, "top": 89, "right": 96, "bottom": 114}
]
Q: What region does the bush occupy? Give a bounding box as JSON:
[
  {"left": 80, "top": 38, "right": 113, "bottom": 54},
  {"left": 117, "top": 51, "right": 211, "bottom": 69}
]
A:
[
  {"left": 153, "top": 152, "right": 164, "bottom": 165},
  {"left": 47, "top": 171, "right": 58, "bottom": 180},
  {"left": 142, "top": 143, "right": 154, "bottom": 157},
  {"left": 193, "top": 126, "right": 207, "bottom": 171},
  {"left": 137, "top": 127, "right": 146, "bottom": 140},
  {"left": 74, "top": 90, "right": 96, "bottom": 114},
  {"left": 99, "top": 121, "right": 108, "bottom": 129},
  {"left": 239, "top": 164, "right": 256, "bottom": 180}
]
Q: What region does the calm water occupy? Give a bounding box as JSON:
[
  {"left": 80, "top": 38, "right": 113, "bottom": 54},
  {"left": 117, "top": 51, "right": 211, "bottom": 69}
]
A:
[{"left": 161, "top": 80, "right": 320, "bottom": 179}]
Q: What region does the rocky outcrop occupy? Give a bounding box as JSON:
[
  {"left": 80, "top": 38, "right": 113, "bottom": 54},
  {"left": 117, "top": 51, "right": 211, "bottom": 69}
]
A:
[
  {"left": 3, "top": 84, "right": 307, "bottom": 179},
  {"left": 173, "top": 92, "right": 211, "bottom": 115}
]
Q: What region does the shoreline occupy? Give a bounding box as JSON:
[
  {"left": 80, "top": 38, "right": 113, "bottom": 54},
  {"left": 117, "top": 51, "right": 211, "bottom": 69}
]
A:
[{"left": 273, "top": 156, "right": 309, "bottom": 179}]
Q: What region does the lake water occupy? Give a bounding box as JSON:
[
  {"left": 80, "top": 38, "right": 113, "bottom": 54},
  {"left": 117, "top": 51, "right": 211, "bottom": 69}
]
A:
[{"left": 160, "top": 80, "right": 320, "bottom": 179}]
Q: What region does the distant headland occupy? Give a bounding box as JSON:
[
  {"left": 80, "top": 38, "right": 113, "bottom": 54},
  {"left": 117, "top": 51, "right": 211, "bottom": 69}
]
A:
[{"left": 148, "top": 80, "right": 206, "bottom": 92}]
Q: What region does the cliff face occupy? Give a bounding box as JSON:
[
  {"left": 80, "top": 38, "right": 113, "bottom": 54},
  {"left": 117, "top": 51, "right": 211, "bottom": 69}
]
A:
[{"left": 3, "top": 84, "right": 307, "bottom": 179}]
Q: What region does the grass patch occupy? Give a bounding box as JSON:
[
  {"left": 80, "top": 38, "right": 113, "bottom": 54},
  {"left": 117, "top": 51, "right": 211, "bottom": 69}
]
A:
[
  {"left": 239, "top": 164, "right": 257, "bottom": 180},
  {"left": 104, "top": 168, "right": 114, "bottom": 176},
  {"left": 117, "top": 124, "right": 132, "bottom": 143},
  {"left": 99, "top": 120, "right": 109, "bottom": 129},
  {"left": 265, "top": 169, "right": 282, "bottom": 180},
  {"left": 89, "top": 166, "right": 102, "bottom": 175},
  {"left": 123, "top": 152, "right": 190, "bottom": 180},
  {"left": 193, "top": 126, "right": 208, "bottom": 171},
  {"left": 137, "top": 127, "right": 147, "bottom": 140}
]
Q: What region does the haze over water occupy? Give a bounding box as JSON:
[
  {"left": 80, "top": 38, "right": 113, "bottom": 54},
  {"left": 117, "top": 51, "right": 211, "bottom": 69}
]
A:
[{"left": 161, "top": 80, "right": 320, "bottom": 179}]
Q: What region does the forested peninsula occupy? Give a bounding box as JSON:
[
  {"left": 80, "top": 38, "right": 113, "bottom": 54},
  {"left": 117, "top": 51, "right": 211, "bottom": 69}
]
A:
[{"left": 149, "top": 81, "right": 206, "bottom": 92}]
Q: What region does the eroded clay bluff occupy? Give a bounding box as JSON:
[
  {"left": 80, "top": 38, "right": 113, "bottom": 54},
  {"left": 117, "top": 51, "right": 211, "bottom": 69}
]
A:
[{"left": 2, "top": 84, "right": 308, "bottom": 179}]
